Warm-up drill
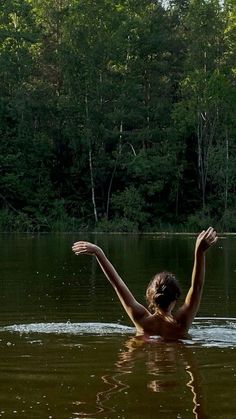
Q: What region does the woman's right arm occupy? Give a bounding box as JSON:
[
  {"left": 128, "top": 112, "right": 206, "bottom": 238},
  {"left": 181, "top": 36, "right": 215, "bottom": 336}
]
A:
[{"left": 72, "top": 241, "right": 150, "bottom": 326}]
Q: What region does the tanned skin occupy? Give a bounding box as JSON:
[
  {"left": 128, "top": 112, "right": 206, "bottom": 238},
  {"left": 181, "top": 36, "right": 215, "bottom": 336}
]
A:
[{"left": 72, "top": 227, "right": 217, "bottom": 339}]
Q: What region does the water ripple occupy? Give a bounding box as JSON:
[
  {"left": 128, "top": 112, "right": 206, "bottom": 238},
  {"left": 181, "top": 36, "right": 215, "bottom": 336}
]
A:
[
  {"left": 1, "top": 318, "right": 236, "bottom": 348},
  {"left": 189, "top": 317, "right": 236, "bottom": 348},
  {"left": 0, "top": 322, "right": 135, "bottom": 336}
]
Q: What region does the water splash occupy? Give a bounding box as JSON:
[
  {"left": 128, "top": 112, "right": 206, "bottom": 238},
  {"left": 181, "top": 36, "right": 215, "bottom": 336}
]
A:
[
  {"left": 1, "top": 318, "right": 236, "bottom": 348},
  {"left": 188, "top": 317, "right": 236, "bottom": 348},
  {"left": 0, "top": 322, "right": 135, "bottom": 336}
]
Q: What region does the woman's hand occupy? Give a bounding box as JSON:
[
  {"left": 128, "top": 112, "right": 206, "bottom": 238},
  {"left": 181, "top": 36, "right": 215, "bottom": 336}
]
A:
[
  {"left": 195, "top": 227, "right": 218, "bottom": 254},
  {"left": 72, "top": 241, "right": 103, "bottom": 256}
]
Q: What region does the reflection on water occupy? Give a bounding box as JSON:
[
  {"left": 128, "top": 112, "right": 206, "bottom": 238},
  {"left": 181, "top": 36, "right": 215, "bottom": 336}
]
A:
[
  {"left": 0, "top": 319, "right": 236, "bottom": 417},
  {"left": 0, "top": 324, "right": 236, "bottom": 418},
  {"left": 115, "top": 337, "right": 206, "bottom": 419},
  {"left": 0, "top": 233, "right": 236, "bottom": 418}
]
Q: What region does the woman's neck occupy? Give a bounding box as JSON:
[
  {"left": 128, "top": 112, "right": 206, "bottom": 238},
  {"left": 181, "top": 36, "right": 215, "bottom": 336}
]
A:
[{"left": 155, "top": 307, "right": 173, "bottom": 317}]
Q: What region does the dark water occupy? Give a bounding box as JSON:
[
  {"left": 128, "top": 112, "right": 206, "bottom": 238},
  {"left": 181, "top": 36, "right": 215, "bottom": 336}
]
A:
[{"left": 0, "top": 233, "right": 236, "bottom": 418}]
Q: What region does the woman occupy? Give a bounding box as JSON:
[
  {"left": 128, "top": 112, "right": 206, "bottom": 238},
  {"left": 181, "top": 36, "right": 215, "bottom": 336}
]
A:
[{"left": 72, "top": 227, "right": 217, "bottom": 339}]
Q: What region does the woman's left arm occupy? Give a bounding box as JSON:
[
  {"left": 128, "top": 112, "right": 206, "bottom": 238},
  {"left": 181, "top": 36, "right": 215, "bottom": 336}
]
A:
[{"left": 175, "top": 227, "right": 218, "bottom": 330}]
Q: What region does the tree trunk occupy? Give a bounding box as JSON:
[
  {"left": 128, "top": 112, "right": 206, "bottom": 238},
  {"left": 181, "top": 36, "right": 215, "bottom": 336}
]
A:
[
  {"left": 224, "top": 128, "right": 229, "bottom": 212},
  {"left": 106, "top": 121, "right": 123, "bottom": 219},
  {"left": 85, "top": 86, "right": 98, "bottom": 223},
  {"left": 89, "top": 148, "right": 98, "bottom": 223},
  {"left": 197, "top": 111, "right": 205, "bottom": 211}
]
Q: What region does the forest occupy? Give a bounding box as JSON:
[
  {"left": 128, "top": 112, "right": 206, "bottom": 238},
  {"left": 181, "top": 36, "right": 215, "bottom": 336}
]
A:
[{"left": 0, "top": 0, "right": 236, "bottom": 232}]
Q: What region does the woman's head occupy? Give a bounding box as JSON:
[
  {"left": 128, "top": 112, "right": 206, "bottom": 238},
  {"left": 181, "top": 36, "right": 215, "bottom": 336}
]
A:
[{"left": 146, "top": 271, "right": 181, "bottom": 313}]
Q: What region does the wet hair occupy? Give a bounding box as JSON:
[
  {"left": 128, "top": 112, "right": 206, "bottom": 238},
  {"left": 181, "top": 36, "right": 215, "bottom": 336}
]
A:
[{"left": 146, "top": 271, "right": 181, "bottom": 313}]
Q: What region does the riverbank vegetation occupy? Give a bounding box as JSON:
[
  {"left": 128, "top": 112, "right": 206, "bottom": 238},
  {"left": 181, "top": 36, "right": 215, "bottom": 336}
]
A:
[{"left": 0, "top": 0, "right": 236, "bottom": 232}]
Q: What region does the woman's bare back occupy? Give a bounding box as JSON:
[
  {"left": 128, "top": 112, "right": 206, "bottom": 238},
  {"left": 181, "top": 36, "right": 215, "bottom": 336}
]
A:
[{"left": 135, "top": 313, "right": 188, "bottom": 339}]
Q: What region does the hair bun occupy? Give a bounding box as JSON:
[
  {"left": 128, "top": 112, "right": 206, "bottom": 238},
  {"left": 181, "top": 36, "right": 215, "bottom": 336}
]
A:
[
  {"left": 156, "top": 284, "right": 167, "bottom": 295},
  {"left": 154, "top": 292, "right": 165, "bottom": 305}
]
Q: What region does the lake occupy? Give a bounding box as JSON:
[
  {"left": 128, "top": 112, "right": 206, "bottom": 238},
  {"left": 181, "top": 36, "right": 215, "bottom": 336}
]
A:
[{"left": 0, "top": 233, "right": 236, "bottom": 418}]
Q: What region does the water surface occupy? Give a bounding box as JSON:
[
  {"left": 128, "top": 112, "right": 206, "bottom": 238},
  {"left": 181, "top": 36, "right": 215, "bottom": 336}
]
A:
[{"left": 0, "top": 233, "right": 236, "bottom": 418}]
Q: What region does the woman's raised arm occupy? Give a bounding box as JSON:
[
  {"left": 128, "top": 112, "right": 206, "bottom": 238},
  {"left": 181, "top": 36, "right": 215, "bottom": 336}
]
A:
[
  {"left": 72, "top": 241, "right": 150, "bottom": 327},
  {"left": 175, "top": 227, "right": 218, "bottom": 330}
]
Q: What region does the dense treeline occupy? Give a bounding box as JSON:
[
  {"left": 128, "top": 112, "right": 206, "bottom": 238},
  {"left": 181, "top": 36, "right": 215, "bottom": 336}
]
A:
[{"left": 0, "top": 0, "right": 236, "bottom": 232}]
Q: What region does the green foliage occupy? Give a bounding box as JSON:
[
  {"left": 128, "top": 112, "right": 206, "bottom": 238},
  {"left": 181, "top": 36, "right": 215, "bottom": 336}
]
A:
[
  {"left": 0, "top": 209, "right": 34, "bottom": 232},
  {"left": 219, "top": 210, "right": 236, "bottom": 232},
  {"left": 0, "top": 0, "right": 236, "bottom": 232},
  {"left": 95, "top": 217, "right": 140, "bottom": 233},
  {"left": 111, "top": 186, "right": 149, "bottom": 228},
  {"left": 185, "top": 210, "right": 216, "bottom": 232}
]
